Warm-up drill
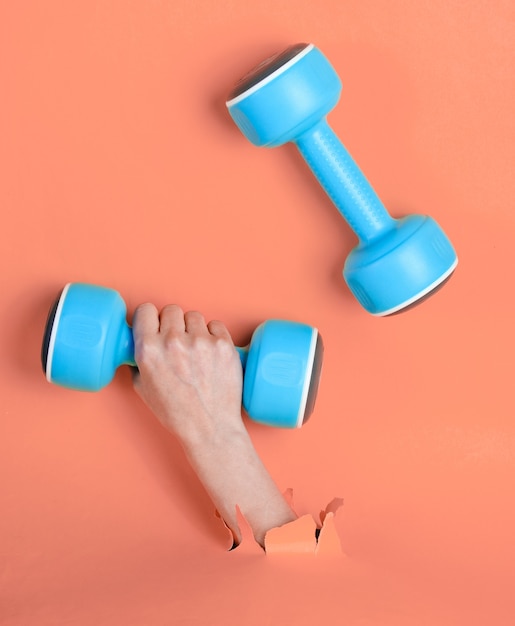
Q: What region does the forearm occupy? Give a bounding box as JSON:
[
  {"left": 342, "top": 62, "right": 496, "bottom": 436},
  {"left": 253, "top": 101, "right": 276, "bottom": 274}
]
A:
[
  {"left": 131, "top": 304, "right": 295, "bottom": 547},
  {"left": 181, "top": 426, "right": 297, "bottom": 547}
]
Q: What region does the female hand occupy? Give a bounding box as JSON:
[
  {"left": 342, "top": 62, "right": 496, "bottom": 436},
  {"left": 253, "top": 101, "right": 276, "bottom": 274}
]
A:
[
  {"left": 131, "top": 302, "right": 296, "bottom": 548},
  {"left": 132, "top": 303, "right": 245, "bottom": 448}
]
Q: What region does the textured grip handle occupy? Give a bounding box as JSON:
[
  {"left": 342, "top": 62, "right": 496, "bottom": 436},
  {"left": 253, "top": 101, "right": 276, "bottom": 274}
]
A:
[{"left": 295, "top": 120, "right": 395, "bottom": 242}]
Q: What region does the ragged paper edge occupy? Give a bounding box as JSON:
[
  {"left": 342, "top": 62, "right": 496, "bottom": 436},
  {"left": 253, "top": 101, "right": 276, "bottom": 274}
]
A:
[
  {"left": 265, "top": 493, "right": 344, "bottom": 556},
  {"left": 216, "top": 491, "right": 344, "bottom": 556},
  {"left": 264, "top": 514, "right": 318, "bottom": 554},
  {"left": 215, "top": 506, "right": 264, "bottom": 554}
]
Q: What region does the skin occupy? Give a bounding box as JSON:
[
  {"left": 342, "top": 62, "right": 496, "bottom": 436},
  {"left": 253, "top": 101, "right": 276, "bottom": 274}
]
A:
[{"left": 131, "top": 303, "right": 297, "bottom": 548}]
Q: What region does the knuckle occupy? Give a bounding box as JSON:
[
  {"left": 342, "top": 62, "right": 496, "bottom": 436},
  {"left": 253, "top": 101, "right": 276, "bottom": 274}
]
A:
[
  {"left": 215, "top": 335, "right": 236, "bottom": 358},
  {"left": 163, "top": 333, "right": 183, "bottom": 353},
  {"left": 134, "top": 339, "right": 158, "bottom": 367}
]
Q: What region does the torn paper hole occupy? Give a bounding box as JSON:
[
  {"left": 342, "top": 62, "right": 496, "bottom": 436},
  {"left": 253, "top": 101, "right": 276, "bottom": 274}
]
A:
[
  {"left": 216, "top": 493, "right": 343, "bottom": 556},
  {"left": 265, "top": 496, "right": 344, "bottom": 556},
  {"left": 215, "top": 506, "right": 264, "bottom": 554},
  {"left": 314, "top": 511, "right": 341, "bottom": 556},
  {"left": 264, "top": 514, "right": 318, "bottom": 554}
]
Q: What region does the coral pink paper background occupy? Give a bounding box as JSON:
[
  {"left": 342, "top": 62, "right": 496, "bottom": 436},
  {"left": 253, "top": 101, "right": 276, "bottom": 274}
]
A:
[{"left": 1, "top": 1, "right": 514, "bottom": 624}]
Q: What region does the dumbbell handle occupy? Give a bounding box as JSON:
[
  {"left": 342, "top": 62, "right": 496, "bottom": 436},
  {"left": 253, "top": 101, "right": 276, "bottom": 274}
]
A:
[
  {"left": 295, "top": 119, "right": 396, "bottom": 243},
  {"left": 115, "top": 324, "right": 249, "bottom": 370}
]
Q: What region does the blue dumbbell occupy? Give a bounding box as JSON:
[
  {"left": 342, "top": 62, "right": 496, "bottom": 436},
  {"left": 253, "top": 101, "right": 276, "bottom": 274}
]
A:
[
  {"left": 41, "top": 283, "right": 323, "bottom": 428},
  {"left": 226, "top": 43, "right": 458, "bottom": 315}
]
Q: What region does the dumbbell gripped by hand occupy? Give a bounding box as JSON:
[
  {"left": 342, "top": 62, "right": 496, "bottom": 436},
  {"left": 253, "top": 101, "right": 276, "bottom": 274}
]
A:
[{"left": 42, "top": 283, "right": 323, "bottom": 429}]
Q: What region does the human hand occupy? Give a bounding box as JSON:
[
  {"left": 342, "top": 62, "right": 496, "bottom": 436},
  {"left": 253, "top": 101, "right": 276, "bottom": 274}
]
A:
[
  {"left": 131, "top": 302, "right": 296, "bottom": 547},
  {"left": 132, "top": 303, "right": 245, "bottom": 449}
]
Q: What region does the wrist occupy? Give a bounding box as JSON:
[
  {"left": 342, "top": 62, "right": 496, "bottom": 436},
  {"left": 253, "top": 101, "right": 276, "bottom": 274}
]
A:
[{"left": 178, "top": 412, "right": 250, "bottom": 459}]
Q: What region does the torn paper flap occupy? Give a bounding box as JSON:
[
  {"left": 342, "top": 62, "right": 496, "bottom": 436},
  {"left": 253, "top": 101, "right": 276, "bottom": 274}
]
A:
[
  {"left": 265, "top": 497, "right": 343, "bottom": 556},
  {"left": 264, "top": 514, "right": 318, "bottom": 554}
]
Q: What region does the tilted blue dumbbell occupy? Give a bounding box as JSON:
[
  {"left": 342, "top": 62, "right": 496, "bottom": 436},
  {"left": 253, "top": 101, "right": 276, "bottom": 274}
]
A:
[{"left": 226, "top": 43, "right": 458, "bottom": 315}]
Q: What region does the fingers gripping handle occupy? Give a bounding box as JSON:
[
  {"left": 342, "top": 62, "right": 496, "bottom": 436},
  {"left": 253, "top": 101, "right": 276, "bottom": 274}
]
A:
[{"left": 295, "top": 120, "right": 396, "bottom": 243}]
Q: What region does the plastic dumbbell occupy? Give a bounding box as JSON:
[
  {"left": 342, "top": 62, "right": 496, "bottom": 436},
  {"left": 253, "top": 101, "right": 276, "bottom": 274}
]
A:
[
  {"left": 226, "top": 43, "right": 458, "bottom": 316},
  {"left": 41, "top": 283, "right": 323, "bottom": 428}
]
